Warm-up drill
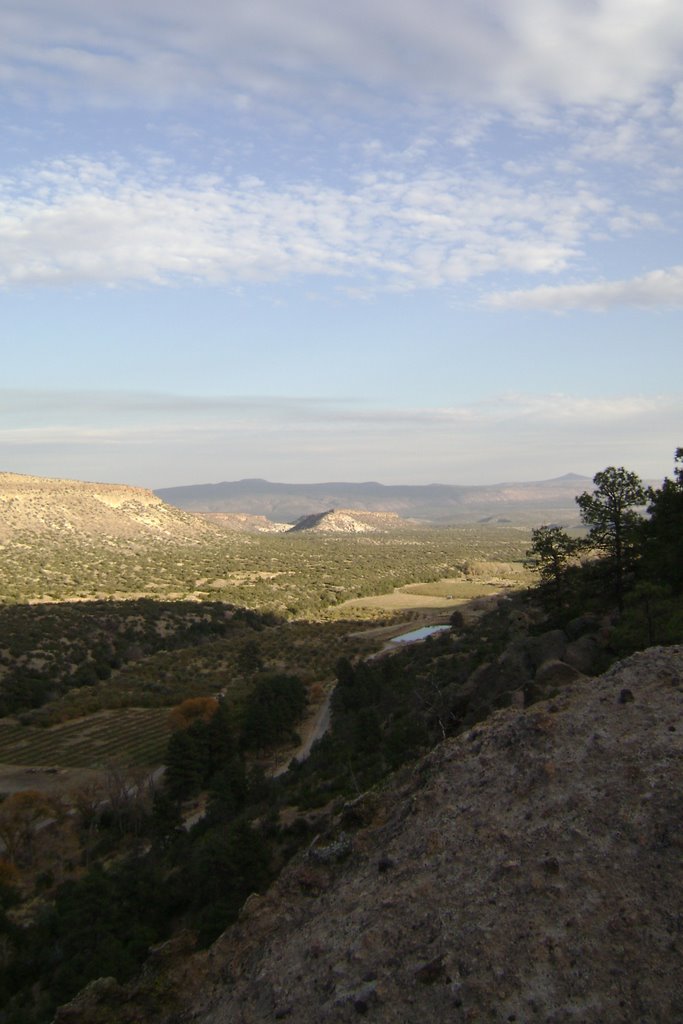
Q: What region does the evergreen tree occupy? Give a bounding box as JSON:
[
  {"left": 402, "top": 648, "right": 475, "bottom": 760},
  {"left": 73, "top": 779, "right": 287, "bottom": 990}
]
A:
[
  {"left": 576, "top": 466, "right": 647, "bottom": 610},
  {"left": 206, "top": 758, "right": 248, "bottom": 822},
  {"left": 641, "top": 448, "right": 683, "bottom": 593},
  {"left": 241, "top": 675, "right": 307, "bottom": 750},
  {"left": 527, "top": 525, "right": 581, "bottom": 607},
  {"left": 236, "top": 640, "right": 264, "bottom": 676},
  {"left": 204, "top": 700, "right": 237, "bottom": 778},
  {"left": 151, "top": 788, "right": 183, "bottom": 849},
  {"left": 164, "top": 727, "right": 207, "bottom": 801},
  {"left": 188, "top": 820, "right": 271, "bottom": 944}
]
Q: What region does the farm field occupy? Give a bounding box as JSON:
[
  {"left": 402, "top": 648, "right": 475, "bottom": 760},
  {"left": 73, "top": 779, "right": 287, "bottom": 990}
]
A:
[
  {"left": 337, "top": 562, "right": 533, "bottom": 614},
  {"left": 0, "top": 708, "right": 170, "bottom": 769}
]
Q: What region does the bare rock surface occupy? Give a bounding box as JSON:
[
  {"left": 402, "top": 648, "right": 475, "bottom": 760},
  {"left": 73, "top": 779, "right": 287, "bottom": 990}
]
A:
[{"left": 55, "top": 646, "right": 683, "bottom": 1024}]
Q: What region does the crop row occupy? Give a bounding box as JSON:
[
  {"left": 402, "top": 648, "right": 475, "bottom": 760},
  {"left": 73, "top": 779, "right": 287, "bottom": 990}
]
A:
[{"left": 0, "top": 708, "right": 170, "bottom": 768}]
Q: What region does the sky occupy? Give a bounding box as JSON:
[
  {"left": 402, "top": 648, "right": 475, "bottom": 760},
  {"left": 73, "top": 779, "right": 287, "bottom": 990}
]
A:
[{"left": 1, "top": 0, "right": 682, "bottom": 488}]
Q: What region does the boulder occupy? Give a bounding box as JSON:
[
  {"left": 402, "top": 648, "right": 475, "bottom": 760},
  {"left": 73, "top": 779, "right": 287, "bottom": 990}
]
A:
[
  {"left": 534, "top": 658, "right": 586, "bottom": 689},
  {"left": 524, "top": 629, "right": 568, "bottom": 670},
  {"left": 566, "top": 613, "right": 601, "bottom": 639},
  {"left": 564, "top": 634, "right": 602, "bottom": 675},
  {"left": 497, "top": 642, "right": 534, "bottom": 683}
]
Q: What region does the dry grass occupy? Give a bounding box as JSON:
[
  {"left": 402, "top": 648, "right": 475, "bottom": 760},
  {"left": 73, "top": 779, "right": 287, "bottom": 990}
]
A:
[
  {"left": 336, "top": 568, "right": 530, "bottom": 614},
  {"left": 338, "top": 592, "right": 460, "bottom": 612}
]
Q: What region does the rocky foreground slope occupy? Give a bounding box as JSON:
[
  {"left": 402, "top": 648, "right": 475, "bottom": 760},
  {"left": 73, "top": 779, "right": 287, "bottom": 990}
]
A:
[{"left": 58, "top": 646, "right": 683, "bottom": 1024}]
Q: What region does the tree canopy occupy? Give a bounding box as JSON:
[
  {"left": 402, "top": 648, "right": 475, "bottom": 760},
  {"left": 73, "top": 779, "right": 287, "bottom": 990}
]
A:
[
  {"left": 527, "top": 524, "right": 581, "bottom": 605},
  {"left": 576, "top": 466, "right": 647, "bottom": 609},
  {"left": 641, "top": 448, "right": 683, "bottom": 594}
]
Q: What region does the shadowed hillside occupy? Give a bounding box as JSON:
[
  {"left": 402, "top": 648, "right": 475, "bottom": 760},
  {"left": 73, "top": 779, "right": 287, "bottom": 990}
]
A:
[{"left": 51, "top": 646, "right": 683, "bottom": 1024}]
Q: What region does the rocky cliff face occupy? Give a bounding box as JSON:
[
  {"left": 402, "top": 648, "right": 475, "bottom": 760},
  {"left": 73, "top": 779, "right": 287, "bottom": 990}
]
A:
[
  {"left": 0, "top": 472, "right": 220, "bottom": 543},
  {"left": 57, "top": 646, "right": 683, "bottom": 1024}
]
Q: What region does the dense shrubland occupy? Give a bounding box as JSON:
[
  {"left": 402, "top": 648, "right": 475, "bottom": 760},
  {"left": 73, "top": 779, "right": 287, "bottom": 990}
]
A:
[
  {"left": 0, "top": 601, "right": 379, "bottom": 733},
  {"left": 0, "top": 599, "right": 243, "bottom": 718},
  {"left": 0, "top": 525, "right": 527, "bottom": 739},
  {"left": 0, "top": 526, "right": 527, "bottom": 611}
]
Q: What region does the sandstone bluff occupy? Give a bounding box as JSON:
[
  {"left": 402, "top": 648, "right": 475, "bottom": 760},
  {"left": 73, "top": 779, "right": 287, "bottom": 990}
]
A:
[
  {"left": 56, "top": 646, "right": 683, "bottom": 1024},
  {"left": 0, "top": 472, "right": 220, "bottom": 543}
]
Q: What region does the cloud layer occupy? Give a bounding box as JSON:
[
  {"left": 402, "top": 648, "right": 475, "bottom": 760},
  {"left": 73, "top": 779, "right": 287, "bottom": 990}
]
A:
[
  {"left": 3, "top": 1, "right": 683, "bottom": 111},
  {"left": 488, "top": 266, "right": 683, "bottom": 311},
  {"left": 2, "top": 3, "right": 681, "bottom": 305},
  {"left": 1, "top": 2, "right": 680, "bottom": 488},
  {"left": 1, "top": 389, "right": 679, "bottom": 488},
  {"left": 0, "top": 156, "right": 625, "bottom": 291}
]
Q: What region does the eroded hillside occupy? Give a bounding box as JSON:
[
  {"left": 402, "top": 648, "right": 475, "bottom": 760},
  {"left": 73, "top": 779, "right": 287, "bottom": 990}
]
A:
[
  {"left": 289, "top": 509, "right": 412, "bottom": 534},
  {"left": 0, "top": 473, "right": 221, "bottom": 543}
]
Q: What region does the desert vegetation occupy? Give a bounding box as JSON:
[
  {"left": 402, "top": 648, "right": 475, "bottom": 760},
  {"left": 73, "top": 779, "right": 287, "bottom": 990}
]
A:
[
  {"left": 1, "top": 451, "right": 681, "bottom": 1024},
  {"left": 0, "top": 524, "right": 529, "bottom": 732},
  {"left": 0, "top": 524, "right": 528, "bottom": 610}
]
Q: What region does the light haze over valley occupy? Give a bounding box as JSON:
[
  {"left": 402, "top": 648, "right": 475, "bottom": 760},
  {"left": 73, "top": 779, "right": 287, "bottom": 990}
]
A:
[{"left": 1, "top": 1, "right": 681, "bottom": 488}]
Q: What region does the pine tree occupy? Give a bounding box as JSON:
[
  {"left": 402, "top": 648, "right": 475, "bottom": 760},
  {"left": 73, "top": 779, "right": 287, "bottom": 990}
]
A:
[{"left": 576, "top": 466, "right": 647, "bottom": 610}]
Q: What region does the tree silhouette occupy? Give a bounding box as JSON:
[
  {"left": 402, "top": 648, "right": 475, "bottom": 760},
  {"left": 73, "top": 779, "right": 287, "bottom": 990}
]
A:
[
  {"left": 528, "top": 525, "right": 580, "bottom": 606},
  {"left": 642, "top": 448, "right": 683, "bottom": 593},
  {"left": 576, "top": 466, "right": 646, "bottom": 610}
]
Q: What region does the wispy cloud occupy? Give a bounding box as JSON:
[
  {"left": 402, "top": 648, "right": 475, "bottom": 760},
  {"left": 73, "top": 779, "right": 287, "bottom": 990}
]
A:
[
  {"left": 0, "top": 156, "right": 612, "bottom": 291},
  {"left": 2, "top": 388, "right": 674, "bottom": 429},
  {"left": 0, "top": 3, "right": 679, "bottom": 493},
  {"left": 487, "top": 265, "right": 683, "bottom": 311}
]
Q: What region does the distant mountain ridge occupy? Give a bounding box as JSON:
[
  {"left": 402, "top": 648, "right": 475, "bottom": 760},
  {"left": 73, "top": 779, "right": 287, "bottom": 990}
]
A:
[{"left": 156, "top": 474, "right": 591, "bottom": 525}]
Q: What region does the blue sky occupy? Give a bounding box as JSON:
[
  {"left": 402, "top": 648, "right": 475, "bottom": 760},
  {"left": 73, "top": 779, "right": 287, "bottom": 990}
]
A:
[{"left": 1, "top": 0, "right": 681, "bottom": 487}]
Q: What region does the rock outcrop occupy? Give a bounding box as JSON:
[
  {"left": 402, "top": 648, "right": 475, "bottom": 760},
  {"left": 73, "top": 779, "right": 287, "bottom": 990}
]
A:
[
  {"left": 452, "top": 617, "right": 615, "bottom": 722},
  {"left": 288, "top": 509, "right": 411, "bottom": 534}
]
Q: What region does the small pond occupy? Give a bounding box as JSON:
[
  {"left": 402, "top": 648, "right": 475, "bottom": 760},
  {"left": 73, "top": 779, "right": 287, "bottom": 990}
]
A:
[{"left": 389, "top": 624, "right": 451, "bottom": 646}]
